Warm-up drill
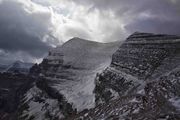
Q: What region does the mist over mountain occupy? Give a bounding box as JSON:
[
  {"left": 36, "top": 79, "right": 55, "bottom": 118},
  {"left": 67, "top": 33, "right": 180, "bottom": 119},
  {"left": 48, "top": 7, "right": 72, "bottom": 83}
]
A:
[{"left": 0, "top": 61, "right": 33, "bottom": 74}]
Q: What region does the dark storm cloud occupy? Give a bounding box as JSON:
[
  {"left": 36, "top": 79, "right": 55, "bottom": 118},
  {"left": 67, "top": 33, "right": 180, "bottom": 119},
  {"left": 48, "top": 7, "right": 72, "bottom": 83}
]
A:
[
  {"left": 0, "top": 0, "right": 55, "bottom": 61},
  {"left": 0, "top": 28, "right": 50, "bottom": 57}
]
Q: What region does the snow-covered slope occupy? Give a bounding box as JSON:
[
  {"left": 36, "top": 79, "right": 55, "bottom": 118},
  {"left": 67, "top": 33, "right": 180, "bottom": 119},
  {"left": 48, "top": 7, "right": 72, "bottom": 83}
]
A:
[
  {"left": 40, "top": 38, "right": 120, "bottom": 111},
  {"left": 20, "top": 37, "right": 120, "bottom": 119},
  {"left": 47, "top": 37, "right": 119, "bottom": 68},
  {"left": 19, "top": 85, "right": 64, "bottom": 120}
]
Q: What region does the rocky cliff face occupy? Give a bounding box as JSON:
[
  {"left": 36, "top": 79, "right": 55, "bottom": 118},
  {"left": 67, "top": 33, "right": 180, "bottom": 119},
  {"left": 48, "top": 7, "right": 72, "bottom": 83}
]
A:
[
  {"left": 111, "top": 32, "right": 180, "bottom": 80},
  {"left": 74, "top": 32, "right": 180, "bottom": 119},
  {"left": 73, "top": 69, "right": 180, "bottom": 119},
  {"left": 19, "top": 38, "right": 120, "bottom": 120}
]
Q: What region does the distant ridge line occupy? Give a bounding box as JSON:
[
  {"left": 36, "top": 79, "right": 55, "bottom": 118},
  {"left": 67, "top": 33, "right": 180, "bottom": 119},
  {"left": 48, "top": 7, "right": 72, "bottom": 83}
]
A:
[{"left": 125, "top": 38, "right": 180, "bottom": 44}]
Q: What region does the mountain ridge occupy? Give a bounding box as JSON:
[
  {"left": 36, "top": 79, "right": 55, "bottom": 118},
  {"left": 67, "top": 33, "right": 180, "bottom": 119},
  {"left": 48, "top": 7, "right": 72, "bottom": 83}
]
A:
[
  {"left": 18, "top": 37, "right": 121, "bottom": 120},
  {"left": 1, "top": 32, "right": 180, "bottom": 120}
]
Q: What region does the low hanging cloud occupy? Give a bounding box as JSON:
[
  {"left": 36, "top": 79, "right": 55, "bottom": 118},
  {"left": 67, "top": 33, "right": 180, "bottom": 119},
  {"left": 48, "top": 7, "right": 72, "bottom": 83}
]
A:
[{"left": 0, "top": 0, "right": 59, "bottom": 63}]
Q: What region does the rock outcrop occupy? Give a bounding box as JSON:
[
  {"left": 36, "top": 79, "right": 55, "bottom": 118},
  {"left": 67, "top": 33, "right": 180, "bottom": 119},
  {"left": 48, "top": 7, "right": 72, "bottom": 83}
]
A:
[
  {"left": 75, "top": 32, "right": 180, "bottom": 119},
  {"left": 95, "top": 32, "right": 180, "bottom": 103}
]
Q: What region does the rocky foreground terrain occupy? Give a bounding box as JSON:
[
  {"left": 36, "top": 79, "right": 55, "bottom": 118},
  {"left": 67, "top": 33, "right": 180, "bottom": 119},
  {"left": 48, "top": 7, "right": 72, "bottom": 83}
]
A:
[{"left": 0, "top": 32, "right": 180, "bottom": 120}]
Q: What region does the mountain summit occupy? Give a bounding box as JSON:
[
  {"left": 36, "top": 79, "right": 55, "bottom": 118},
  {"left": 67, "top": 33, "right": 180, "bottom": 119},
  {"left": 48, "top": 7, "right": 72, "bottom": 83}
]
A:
[{"left": 19, "top": 38, "right": 120, "bottom": 120}]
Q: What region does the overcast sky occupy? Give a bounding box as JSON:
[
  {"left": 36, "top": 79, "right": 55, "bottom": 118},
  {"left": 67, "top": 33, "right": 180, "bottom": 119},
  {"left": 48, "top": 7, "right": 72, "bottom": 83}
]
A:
[{"left": 0, "top": 0, "right": 180, "bottom": 64}]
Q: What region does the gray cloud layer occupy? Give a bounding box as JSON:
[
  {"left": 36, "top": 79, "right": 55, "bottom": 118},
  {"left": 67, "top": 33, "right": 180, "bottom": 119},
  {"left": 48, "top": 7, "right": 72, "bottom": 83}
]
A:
[
  {"left": 0, "top": 0, "right": 58, "bottom": 63},
  {"left": 71, "top": 0, "right": 180, "bottom": 34},
  {"left": 0, "top": 0, "right": 180, "bottom": 64}
]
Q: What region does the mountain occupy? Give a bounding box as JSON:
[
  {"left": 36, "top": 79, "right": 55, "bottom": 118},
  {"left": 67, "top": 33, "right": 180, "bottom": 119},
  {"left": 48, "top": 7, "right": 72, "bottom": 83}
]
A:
[
  {"left": 72, "top": 32, "right": 180, "bottom": 119},
  {"left": 18, "top": 37, "right": 120, "bottom": 120},
  {"left": 3, "top": 61, "right": 33, "bottom": 74},
  {"left": 1, "top": 33, "right": 180, "bottom": 120}
]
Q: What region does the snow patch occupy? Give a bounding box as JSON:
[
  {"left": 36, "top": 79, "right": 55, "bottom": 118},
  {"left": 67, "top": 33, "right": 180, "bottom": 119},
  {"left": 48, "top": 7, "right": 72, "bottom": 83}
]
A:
[
  {"left": 169, "top": 97, "right": 180, "bottom": 111},
  {"left": 21, "top": 85, "right": 63, "bottom": 120}
]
